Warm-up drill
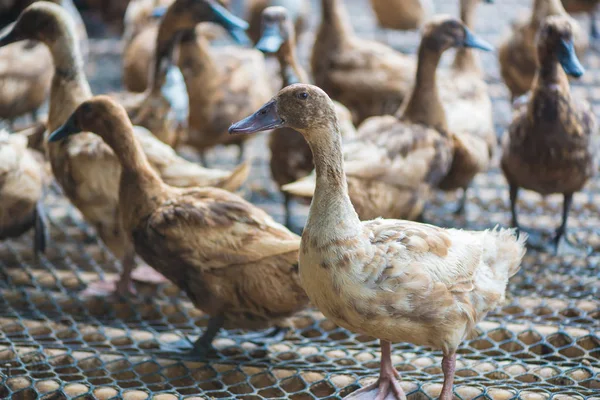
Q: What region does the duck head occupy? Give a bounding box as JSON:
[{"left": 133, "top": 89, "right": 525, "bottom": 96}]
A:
[
  {"left": 256, "top": 6, "right": 293, "bottom": 54},
  {"left": 420, "top": 15, "right": 494, "bottom": 53},
  {"left": 48, "top": 96, "right": 128, "bottom": 145},
  {"left": 151, "top": 0, "right": 250, "bottom": 45},
  {"left": 0, "top": 2, "right": 74, "bottom": 48},
  {"left": 229, "top": 84, "right": 337, "bottom": 138},
  {"left": 537, "top": 15, "right": 584, "bottom": 78}
]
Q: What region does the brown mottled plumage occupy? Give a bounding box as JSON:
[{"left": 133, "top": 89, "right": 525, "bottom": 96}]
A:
[
  {"left": 0, "top": 131, "right": 48, "bottom": 255},
  {"left": 247, "top": 0, "right": 309, "bottom": 45},
  {"left": 501, "top": 15, "right": 597, "bottom": 254},
  {"left": 229, "top": 83, "right": 526, "bottom": 400},
  {"left": 437, "top": 0, "right": 496, "bottom": 213},
  {"left": 369, "top": 0, "right": 433, "bottom": 31},
  {"left": 499, "top": 0, "right": 587, "bottom": 101},
  {"left": 0, "top": 2, "right": 249, "bottom": 297},
  {"left": 285, "top": 17, "right": 492, "bottom": 221},
  {"left": 171, "top": 0, "right": 272, "bottom": 163},
  {"left": 311, "top": 0, "right": 415, "bottom": 125},
  {"left": 256, "top": 6, "right": 355, "bottom": 227},
  {"left": 53, "top": 96, "right": 308, "bottom": 354}
]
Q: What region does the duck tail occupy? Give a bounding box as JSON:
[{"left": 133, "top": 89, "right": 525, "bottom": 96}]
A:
[
  {"left": 281, "top": 174, "right": 316, "bottom": 198},
  {"left": 482, "top": 226, "right": 527, "bottom": 279},
  {"left": 216, "top": 161, "right": 251, "bottom": 192}
]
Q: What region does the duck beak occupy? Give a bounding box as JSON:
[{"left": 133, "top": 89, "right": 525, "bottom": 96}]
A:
[
  {"left": 209, "top": 1, "right": 251, "bottom": 45},
  {"left": 151, "top": 5, "right": 168, "bottom": 18},
  {"left": 462, "top": 28, "right": 494, "bottom": 51},
  {"left": 229, "top": 100, "right": 284, "bottom": 134},
  {"left": 48, "top": 114, "right": 81, "bottom": 142},
  {"left": 0, "top": 22, "right": 21, "bottom": 47},
  {"left": 558, "top": 38, "right": 584, "bottom": 78},
  {"left": 484, "top": 0, "right": 493, "bottom": 3},
  {"left": 256, "top": 23, "right": 285, "bottom": 53}
]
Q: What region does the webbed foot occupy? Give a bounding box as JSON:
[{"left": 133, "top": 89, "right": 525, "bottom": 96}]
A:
[
  {"left": 80, "top": 278, "right": 136, "bottom": 298},
  {"left": 238, "top": 326, "right": 289, "bottom": 345},
  {"left": 130, "top": 265, "right": 168, "bottom": 284}
]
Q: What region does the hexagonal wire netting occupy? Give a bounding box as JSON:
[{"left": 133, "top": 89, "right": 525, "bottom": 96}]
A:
[{"left": 1, "top": 0, "right": 599, "bottom": 399}]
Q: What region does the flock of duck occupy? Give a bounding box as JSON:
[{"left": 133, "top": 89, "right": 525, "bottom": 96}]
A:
[{"left": 0, "top": 0, "right": 597, "bottom": 399}]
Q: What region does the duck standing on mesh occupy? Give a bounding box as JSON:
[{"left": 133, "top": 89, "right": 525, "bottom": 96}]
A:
[
  {"left": 0, "top": 2, "right": 250, "bottom": 298},
  {"left": 49, "top": 95, "right": 309, "bottom": 357},
  {"left": 501, "top": 15, "right": 598, "bottom": 256}
]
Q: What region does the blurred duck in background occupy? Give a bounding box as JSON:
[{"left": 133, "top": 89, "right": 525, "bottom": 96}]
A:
[
  {"left": 161, "top": 0, "right": 272, "bottom": 165},
  {"left": 501, "top": 15, "right": 597, "bottom": 255},
  {"left": 370, "top": 0, "right": 434, "bottom": 43},
  {"left": 561, "top": 0, "right": 600, "bottom": 41},
  {"left": 284, "top": 16, "right": 494, "bottom": 223},
  {"left": 0, "top": 131, "right": 48, "bottom": 257},
  {"left": 499, "top": 0, "right": 587, "bottom": 101},
  {"left": 436, "top": 0, "right": 496, "bottom": 215},
  {"left": 312, "top": 0, "right": 416, "bottom": 125},
  {"left": 0, "top": 0, "right": 87, "bottom": 128},
  {"left": 255, "top": 6, "right": 355, "bottom": 229},
  {"left": 247, "top": 0, "right": 310, "bottom": 45}
]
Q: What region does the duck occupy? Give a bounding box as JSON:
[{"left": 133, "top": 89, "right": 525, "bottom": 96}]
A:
[
  {"left": 0, "top": 130, "right": 48, "bottom": 256},
  {"left": 283, "top": 16, "right": 493, "bottom": 222},
  {"left": 0, "top": 0, "right": 87, "bottom": 128},
  {"left": 230, "top": 83, "right": 527, "bottom": 400},
  {"left": 311, "top": 0, "right": 416, "bottom": 125},
  {"left": 50, "top": 95, "right": 309, "bottom": 356},
  {"left": 170, "top": 0, "right": 272, "bottom": 165},
  {"left": 562, "top": 0, "right": 600, "bottom": 40},
  {"left": 369, "top": 0, "right": 433, "bottom": 31},
  {"left": 436, "top": 0, "right": 496, "bottom": 214},
  {"left": 247, "top": 0, "right": 310, "bottom": 45},
  {"left": 0, "top": 2, "right": 250, "bottom": 297},
  {"left": 501, "top": 15, "right": 597, "bottom": 255},
  {"left": 121, "top": 0, "right": 231, "bottom": 93},
  {"left": 255, "top": 6, "right": 355, "bottom": 228},
  {"left": 498, "top": 0, "right": 588, "bottom": 101}
]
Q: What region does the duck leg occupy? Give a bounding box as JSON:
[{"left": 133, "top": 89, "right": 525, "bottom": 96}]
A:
[
  {"left": 509, "top": 184, "right": 545, "bottom": 250},
  {"left": 160, "top": 315, "right": 224, "bottom": 359},
  {"left": 591, "top": 10, "right": 599, "bottom": 39},
  {"left": 31, "top": 107, "right": 40, "bottom": 123},
  {"left": 33, "top": 201, "right": 48, "bottom": 258},
  {"left": 453, "top": 185, "right": 469, "bottom": 215},
  {"left": 439, "top": 351, "right": 456, "bottom": 400},
  {"left": 81, "top": 247, "right": 138, "bottom": 297},
  {"left": 199, "top": 151, "right": 209, "bottom": 167},
  {"left": 344, "top": 340, "right": 406, "bottom": 400},
  {"left": 551, "top": 193, "right": 591, "bottom": 256}
]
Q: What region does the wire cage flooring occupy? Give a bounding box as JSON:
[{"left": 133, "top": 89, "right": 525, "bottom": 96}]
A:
[{"left": 1, "top": 0, "right": 600, "bottom": 398}]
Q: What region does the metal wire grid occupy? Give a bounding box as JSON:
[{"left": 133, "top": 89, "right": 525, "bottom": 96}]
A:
[{"left": 1, "top": 0, "right": 600, "bottom": 398}]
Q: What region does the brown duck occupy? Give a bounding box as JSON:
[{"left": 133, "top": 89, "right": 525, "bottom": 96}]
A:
[
  {"left": 230, "top": 82, "right": 526, "bottom": 400},
  {"left": 0, "top": 2, "right": 249, "bottom": 297},
  {"left": 501, "top": 15, "right": 597, "bottom": 255},
  {"left": 50, "top": 95, "right": 309, "bottom": 356}
]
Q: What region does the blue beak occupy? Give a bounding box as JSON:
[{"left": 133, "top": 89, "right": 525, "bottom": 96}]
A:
[
  {"left": 558, "top": 38, "right": 584, "bottom": 78},
  {"left": 151, "top": 5, "right": 168, "bottom": 18},
  {"left": 229, "top": 100, "right": 284, "bottom": 134},
  {"left": 48, "top": 115, "right": 80, "bottom": 142},
  {"left": 256, "top": 24, "right": 285, "bottom": 53},
  {"left": 463, "top": 27, "right": 494, "bottom": 51},
  {"left": 209, "top": 1, "right": 251, "bottom": 45}
]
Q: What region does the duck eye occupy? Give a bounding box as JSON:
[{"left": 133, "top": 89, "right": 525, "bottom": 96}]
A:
[{"left": 297, "top": 92, "right": 309, "bottom": 100}]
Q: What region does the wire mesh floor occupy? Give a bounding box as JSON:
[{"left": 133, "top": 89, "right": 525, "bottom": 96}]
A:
[{"left": 1, "top": 0, "right": 600, "bottom": 399}]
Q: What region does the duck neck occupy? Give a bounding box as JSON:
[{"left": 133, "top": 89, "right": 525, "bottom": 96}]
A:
[
  {"left": 531, "top": 0, "right": 565, "bottom": 26},
  {"left": 47, "top": 33, "right": 92, "bottom": 131},
  {"left": 177, "top": 30, "right": 219, "bottom": 100},
  {"left": 320, "top": 0, "right": 354, "bottom": 42},
  {"left": 453, "top": 0, "right": 481, "bottom": 73},
  {"left": 99, "top": 118, "right": 165, "bottom": 205},
  {"left": 533, "top": 55, "right": 571, "bottom": 95},
  {"left": 399, "top": 44, "right": 447, "bottom": 133},
  {"left": 305, "top": 121, "right": 363, "bottom": 242},
  {"left": 150, "top": 23, "right": 180, "bottom": 92},
  {"left": 278, "top": 40, "right": 309, "bottom": 86}
]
